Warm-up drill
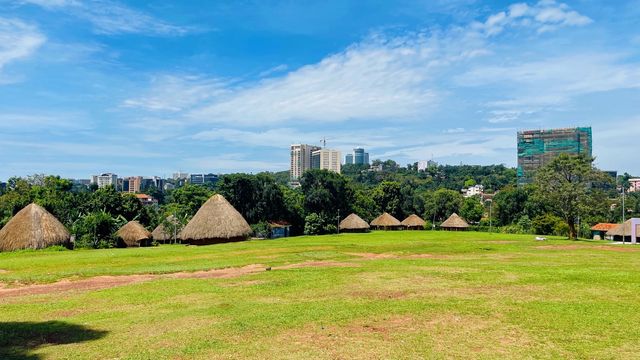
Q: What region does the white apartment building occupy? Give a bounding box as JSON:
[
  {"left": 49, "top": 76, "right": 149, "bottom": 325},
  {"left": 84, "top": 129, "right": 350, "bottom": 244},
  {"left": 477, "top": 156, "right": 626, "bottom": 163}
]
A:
[
  {"left": 312, "top": 148, "right": 341, "bottom": 174},
  {"left": 290, "top": 144, "right": 321, "bottom": 181},
  {"left": 462, "top": 184, "right": 484, "bottom": 198},
  {"left": 91, "top": 173, "right": 118, "bottom": 188}
]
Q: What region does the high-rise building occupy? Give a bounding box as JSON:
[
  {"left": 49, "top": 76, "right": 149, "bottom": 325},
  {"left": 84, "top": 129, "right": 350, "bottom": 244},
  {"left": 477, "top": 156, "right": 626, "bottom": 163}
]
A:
[
  {"left": 190, "top": 173, "right": 218, "bottom": 185},
  {"left": 91, "top": 173, "right": 118, "bottom": 188},
  {"left": 345, "top": 154, "right": 354, "bottom": 165},
  {"left": 172, "top": 172, "right": 189, "bottom": 180},
  {"left": 128, "top": 176, "right": 143, "bottom": 193},
  {"left": 354, "top": 148, "right": 367, "bottom": 165},
  {"left": 517, "top": 127, "right": 592, "bottom": 184},
  {"left": 311, "top": 149, "right": 341, "bottom": 174},
  {"left": 290, "top": 144, "right": 322, "bottom": 181}
]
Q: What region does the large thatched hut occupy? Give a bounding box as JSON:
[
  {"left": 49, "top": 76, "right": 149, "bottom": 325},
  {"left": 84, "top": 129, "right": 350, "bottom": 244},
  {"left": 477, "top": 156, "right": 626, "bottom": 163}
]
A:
[
  {"left": 440, "top": 213, "right": 469, "bottom": 231},
  {"left": 0, "top": 203, "right": 70, "bottom": 252},
  {"left": 339, "top": 213, "right": 370, "bottom": 233},
  {"left": 151, "top": 215, "right": 180, "bottom": 243},
  {"left": 402, "top": 214, "right": 426, "bottom": 230},
  {"left": 370, "top": 212, "right": 402, "bottom": 230},
  {"left": 606, "top": 219, "right": 640, "bottom": 242},
  {"left": 179, "top": 194, "right": 252, "bottom": 245},
  {"left": 116, "top": 221, "right": 152, "bottom": 247}
]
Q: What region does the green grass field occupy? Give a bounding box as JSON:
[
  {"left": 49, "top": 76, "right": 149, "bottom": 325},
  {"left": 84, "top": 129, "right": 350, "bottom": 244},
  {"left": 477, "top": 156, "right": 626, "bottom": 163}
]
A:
[{"left": 1, "top": 231, "right": 639, "bottom": 359}]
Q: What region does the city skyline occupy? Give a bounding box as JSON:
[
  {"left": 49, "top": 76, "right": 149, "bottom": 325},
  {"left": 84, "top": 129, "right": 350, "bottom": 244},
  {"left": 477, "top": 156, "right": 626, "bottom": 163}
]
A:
[{"left": 1, "top": 1, "right": 639, "bottom": 179}]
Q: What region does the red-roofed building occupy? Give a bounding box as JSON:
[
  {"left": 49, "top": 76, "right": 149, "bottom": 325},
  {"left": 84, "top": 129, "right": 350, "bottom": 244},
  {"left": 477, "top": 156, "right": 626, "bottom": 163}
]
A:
[
  {"left": 590, "top": 223, "right": 617, "bottom": 240},
  {"left": 135, "top": 194, "right": 158, "bottom": 206}
]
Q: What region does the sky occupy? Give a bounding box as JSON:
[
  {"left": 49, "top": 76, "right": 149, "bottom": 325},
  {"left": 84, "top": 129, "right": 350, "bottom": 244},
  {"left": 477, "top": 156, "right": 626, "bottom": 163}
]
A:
[{"left": 0, "top": 0, "right": 639, "bottom": 180}]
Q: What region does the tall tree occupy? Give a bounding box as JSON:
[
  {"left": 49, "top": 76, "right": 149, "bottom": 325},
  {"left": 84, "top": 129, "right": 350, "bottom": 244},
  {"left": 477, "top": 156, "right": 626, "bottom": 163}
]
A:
[{"left": 534, "top": 154, "right": 610, "bottom": 239}]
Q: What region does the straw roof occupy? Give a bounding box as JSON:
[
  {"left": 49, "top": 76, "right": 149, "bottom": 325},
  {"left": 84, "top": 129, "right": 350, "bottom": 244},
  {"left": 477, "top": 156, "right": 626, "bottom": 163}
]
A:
[
  {"left": 179, "top": 194, "right": 252, "bottom": 245},
  {"left": 402, "top": 214, "right": 426, "bottom": 228},
  {"left": 0, "top": 203, "right": 70, "bottom": 252},
  {"left": 339, "top": 213, "right": 370, "bottom": 231},
  {"left": 440, "top": 213, "right": 469, "bottom": 229},
  {"left": 370, "top": 212, "right": 402, "bottom": 227},
  {"left": 606, "top": 219, "right": 640, "bottom": 237},
  {"left": 151, "top": 216, "right": 179, "bottom": 242},
  {"left": 116, "top": 221, "right": 151, "bottom": 247}
]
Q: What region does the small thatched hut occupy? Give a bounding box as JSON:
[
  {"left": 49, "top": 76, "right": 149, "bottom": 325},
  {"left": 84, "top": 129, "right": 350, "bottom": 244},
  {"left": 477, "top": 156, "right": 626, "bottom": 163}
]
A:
[
  {"left": 440, "top": 213, "right": 469, "bottom": 231},
  {"left": 151, "top": 215, "right": 180, "bottom": 243},
  {"left": 606, "top": 219, "right": 640, "bottom": 242},
  {"left": 370, "top": 212, "right": 402, "bottom": 230},
  {"left": 402, "top": 214, "right": 426, "bottom": 230},
  {"left": 116, "top": 221, "right": 152, "bottom": 247},
  {"left": 179, "top": 194, "right": 252, "bottom": 245},
  {"left": 0, "top": 203, "right": 70, "bottom": 252},
  {"left": 339, "top": 213, "right": 370, "bottom": 233}
]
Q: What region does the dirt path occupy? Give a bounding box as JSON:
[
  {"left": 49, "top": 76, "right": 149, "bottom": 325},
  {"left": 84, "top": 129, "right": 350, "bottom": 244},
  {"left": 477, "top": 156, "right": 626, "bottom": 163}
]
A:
[
  {"left": 0, "top": 264, "right": 268, "bottom": 299},
  {"left": 0, "top": 260, "right": 361, "bottom": 299}
]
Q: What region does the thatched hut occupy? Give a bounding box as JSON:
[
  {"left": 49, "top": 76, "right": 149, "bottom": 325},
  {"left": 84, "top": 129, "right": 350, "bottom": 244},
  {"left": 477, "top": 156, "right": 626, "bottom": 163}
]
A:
[
  {"left": 339, "top": 213, "right": 370, "bottom": 233},
  {"left": 440, "top": 213, "right": 469, "bottom": 231},
  {"left": 0, "top": 203, "right": 70, "bottom": 252},
  {"left": 370, "top": 212, "right": 402, "bottom": 230},
  {"left": 606, "top": 219, "right": 640, "bottom": 242},
  {"left": 151, "top": 215, "right": 180, "bottom": 243},
  {"left": 402, "top": 214, "right": 426, "bottom": 230},
  {"left": 116, "top": 221, "right": 152, "bottom": 247},
  {"left": 179, "top": 194, "right": 252, "bottom": 245}
]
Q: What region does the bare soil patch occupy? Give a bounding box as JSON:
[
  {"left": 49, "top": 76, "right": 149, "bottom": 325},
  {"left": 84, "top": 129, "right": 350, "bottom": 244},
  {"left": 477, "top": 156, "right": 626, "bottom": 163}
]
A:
[
  {"left": 274, "top": 261, "right": 357, "bottom": 270},
  {"left": 0, "top": 264, "right": 266, "bottom": 299},
  {"left": 347, "top": 252, "right": 398, "bottom": 259},
  {"left": 536, "top": 245, "right": 639, "bottom": 252},
  {"left": 0, "top": 260, "right": 363, "bottom": 299}
]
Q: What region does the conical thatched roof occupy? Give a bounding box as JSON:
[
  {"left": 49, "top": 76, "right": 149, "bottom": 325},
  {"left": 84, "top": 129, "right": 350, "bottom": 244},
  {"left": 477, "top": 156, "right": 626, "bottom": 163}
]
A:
[
  {"left": 0, "top": 203, "right": 70, "bottom": 252},
  {"left": 440, "top": 213, "right": 469, "bottom": 229},
  {"left": 606, "top": 219, "right": 640, "bottom": 237},
  {"left": 151, "top": 215, "right": 179, "bottom": 242},
  {"left": 370, "top": 212, "right": 402, "bottom": 227},
  {"left": 116, "top": 221, "right": 151, "bottom": 247},
  {"left": 402, "top": 214, "right": 425, "bottom": 228},
  {"left": 179, "top": 194, "right": 252, "bottom": 245},
  {"left": 339, "top": 213, "right": 370, "bottom": 231}
]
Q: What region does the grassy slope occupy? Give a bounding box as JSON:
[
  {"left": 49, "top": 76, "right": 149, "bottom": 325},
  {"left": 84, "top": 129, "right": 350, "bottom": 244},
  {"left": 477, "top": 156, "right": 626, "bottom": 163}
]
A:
[{"left": 1, "top": 231, "right": 639, "bottom": 359}]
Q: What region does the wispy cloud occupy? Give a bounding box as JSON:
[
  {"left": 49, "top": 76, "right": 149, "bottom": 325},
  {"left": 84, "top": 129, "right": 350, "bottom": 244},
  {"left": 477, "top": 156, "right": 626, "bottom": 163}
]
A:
[
  {"left": 458, "top": 53, "right": 640, "bottom": 121},
  {"left": 471, "top": 0, "right": 592, "bottom": 36},
  {"left": 0, "top": 17, "right": 45, "bottom": 83},
  {"left": 124, "top": 1, "right": 596, "bottom": 129},
  {"left": 123, "top": 75, "right": 229, "bottom": 112},
  {"left": 20, "top": 0, "right": 192, "bottom": 35},
  {"left": 184, "top": 154, "right": 289, "bottom": 173}
]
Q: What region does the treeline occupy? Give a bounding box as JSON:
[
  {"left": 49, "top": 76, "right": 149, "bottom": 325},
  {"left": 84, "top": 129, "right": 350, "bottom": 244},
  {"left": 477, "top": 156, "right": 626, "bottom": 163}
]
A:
[{"left": 1, "top": 157, "right": 637, "bottom": 247}]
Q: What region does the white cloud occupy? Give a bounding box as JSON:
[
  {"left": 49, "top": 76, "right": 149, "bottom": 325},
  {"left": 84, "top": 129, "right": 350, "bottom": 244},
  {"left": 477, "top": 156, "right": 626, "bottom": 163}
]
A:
[
  {"left": 184, "top": 154, "right": 289, "bottom": 173},
  {"left": 471, "top": 0, "right": 591, "bottom": 36},
  {"left": 0, "top": 17, "right": 45, "bottom": 82},
  {"left": 457, "top": 53, "right": 640, "bottom": 122},
  {"left": 190, "top": 127, "right": 400, "bottom": 150},
  {"left": 123, "top": 75, "right": 229, "bottom": 112},
  {"left": 21, "top": 0, "right": 191, "bottom": 35}
]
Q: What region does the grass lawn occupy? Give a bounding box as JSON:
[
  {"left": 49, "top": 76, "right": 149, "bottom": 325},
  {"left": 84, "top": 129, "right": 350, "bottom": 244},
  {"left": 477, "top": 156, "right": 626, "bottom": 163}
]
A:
[{"left": 1, "top": 231, "right": 639, "bottom": 359}]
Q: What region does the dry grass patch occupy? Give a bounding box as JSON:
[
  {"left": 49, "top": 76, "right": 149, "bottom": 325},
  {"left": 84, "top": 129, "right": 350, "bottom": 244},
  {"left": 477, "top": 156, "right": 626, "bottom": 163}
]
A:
[{"left": 261, "top": 313, "right": 541, "bottom": 359}]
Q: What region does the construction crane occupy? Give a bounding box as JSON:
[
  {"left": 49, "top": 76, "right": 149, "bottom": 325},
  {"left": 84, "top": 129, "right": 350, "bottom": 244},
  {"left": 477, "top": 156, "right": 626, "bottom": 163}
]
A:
[{"left": 320, "top": 137, "right": 331, "bottom": 148}]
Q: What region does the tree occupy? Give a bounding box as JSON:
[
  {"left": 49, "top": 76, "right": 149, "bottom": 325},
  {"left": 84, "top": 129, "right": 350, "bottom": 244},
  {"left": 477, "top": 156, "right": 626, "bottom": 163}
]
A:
[
  {"left": 534, "top": 154, "right": 610, "bottom": 239},
  {"left": 423, "top": 189, "right": 463, "bottom": 223},
  {"left": 300, "top": 170, "right": 353, "bottom": 230},
  {"left": 165, "top": 184, "right": 212, "bottom": 217},
  {"left": 372, "top": 181, "right": 403, "bottom": 219},
  {"left": 493, "top": 186, "right": 529, "bottom": 226},
  {"left": 460, "top": 197, "right": 484, "bottom": 223}
]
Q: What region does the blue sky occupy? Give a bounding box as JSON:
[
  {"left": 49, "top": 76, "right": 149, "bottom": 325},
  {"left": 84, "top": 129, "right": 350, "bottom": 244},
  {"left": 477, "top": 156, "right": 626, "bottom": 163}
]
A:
[{"left": 0, "top": 0, "right": 639, "bottom": 180}]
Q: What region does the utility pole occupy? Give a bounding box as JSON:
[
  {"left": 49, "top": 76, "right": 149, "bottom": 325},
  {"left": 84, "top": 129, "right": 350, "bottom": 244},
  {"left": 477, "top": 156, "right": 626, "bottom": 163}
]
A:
[
  {"left": 622, "top": 187, "right": 626, "bottom": 245},
  {"left": 489, "top": 200, "right": 493, "bottom": 234}
]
